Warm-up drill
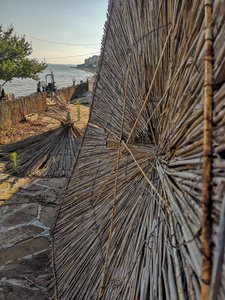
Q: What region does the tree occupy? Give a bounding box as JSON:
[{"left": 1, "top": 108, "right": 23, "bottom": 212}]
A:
[{"left": 0, "top": 24, "right": 47, "bottom": 86}]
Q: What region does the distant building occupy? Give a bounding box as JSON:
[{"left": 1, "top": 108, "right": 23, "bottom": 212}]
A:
[{"left": 84, "top": 55, "right": 100, "bottom": 64}]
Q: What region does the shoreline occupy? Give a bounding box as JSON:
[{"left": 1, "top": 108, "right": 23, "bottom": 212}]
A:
[
  {"left": 0, "top": 64, "right": 93, "bottom": 99},
  {"left": 72, "top": 66, "right": 97, "bottom": 75}
]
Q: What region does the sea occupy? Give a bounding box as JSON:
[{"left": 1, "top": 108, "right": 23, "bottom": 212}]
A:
[{"left": 0, "top": 64, "right": 94, "bottom": 98}]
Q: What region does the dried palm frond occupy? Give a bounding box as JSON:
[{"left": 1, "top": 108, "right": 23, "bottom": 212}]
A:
[
  {"left": 51, "top": 0, "right": 225, "bottom": 299},
  {"left": 1, "top": 111, "right": 82, "bottom": 177}
]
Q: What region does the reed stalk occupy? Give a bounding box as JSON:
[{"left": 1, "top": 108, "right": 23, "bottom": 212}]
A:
[{"left": 201, "top": 1, "right": 213, "bottom": 299}]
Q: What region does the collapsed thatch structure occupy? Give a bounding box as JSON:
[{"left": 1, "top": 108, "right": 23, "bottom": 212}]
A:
[
  {"left": 51, "top": 0, "right": 225, "bottom": 299},
  {"left": 1, "top": 112, "right": 82, "bottom": 177}
]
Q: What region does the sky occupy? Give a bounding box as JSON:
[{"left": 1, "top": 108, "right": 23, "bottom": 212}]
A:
[{"left": 0, "top": 0, "right": 108, "bottom": 64}]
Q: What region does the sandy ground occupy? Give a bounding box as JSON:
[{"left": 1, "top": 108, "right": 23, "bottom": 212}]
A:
[{"left": 1, "top": 102, "right": 90, "bottom": 145}]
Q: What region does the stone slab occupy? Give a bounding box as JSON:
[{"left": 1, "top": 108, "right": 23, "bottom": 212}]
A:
[
  {"left": 21, "top": 192, "right": 58, "bottom": 204},
  {"left": 2, "top": 204, "right": 38, "bottom": 227},
  {"left": 40, "top": 206, "right": 56, "bottom": 228},
  {"left": 1, "top": 225, "right": 44, "bottom": 246},
  {"left": 0, "top": 251, "right": 49, "bottom": 281},
  {"left": 0, "top": 237, "right": 49, "bottom": 265},
  {"left": 5, "top": 194, "right": 33, "bottom": 214},
  {"left": 34, "top": 178, "right": 66, "bottom": 189},
  {"left": 19, "top": 183, "right": 47, "bottom": 193},
  {"left": 0, "top": 283, "right": 49, "bottom": 300}
]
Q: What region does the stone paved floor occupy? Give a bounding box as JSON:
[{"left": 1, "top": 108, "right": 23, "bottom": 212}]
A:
[
  {"left": 0, "top": 162, "right": 66, "bottom": 299},
  {"left": 0, "top": 88, "right": 93, "bottom": 299}
]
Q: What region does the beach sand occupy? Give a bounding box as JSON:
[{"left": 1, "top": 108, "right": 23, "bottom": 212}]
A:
[{"left": 1, "top": 98, "right": 91, "bottom": 145}]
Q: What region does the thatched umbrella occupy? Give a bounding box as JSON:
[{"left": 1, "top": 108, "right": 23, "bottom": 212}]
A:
[
  {"left": 1, "top": 111, "right": 82, "bottom": 177},
  {"left": 51, "top": 0, "right": 225, "bottom": 299}
]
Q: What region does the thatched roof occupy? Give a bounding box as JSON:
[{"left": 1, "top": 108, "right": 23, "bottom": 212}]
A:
[
  {"left": 1, "top": 112, "right": 82, "bottom": 177},
  {"left": 51, "top": 0, "right": 225, "bottom": 299}
]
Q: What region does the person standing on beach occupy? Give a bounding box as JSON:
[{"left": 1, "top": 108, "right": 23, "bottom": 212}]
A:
[
  {"left": 37, "top": 81, "right": 41, "bottom": 93},
  {"left": 0, "top": 85, "right": 5, "bottom": 100}
]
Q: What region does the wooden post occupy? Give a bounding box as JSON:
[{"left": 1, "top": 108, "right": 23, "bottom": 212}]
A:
[{"left": 201, "top": 0, "right": 213, "bottom": 299}]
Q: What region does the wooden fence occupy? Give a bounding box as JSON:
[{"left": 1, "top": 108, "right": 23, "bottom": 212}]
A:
[
  {"left": 0, "top": 81, "right": 88, "bottom": 128},
  {"left": 0, "top": 93, "right": 47, "bottom": 128},
  {"left": 54, "top": 81, "right": 88, "bottom": 103}
]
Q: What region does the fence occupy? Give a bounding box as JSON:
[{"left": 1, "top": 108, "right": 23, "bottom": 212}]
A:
[
  {"left": 0, "top": 93, "right": 47, "bottom": 128},
  {"left": 0, "top": 81, "right": 88, "bottom": 127},
  {"left": 54, "top": 81, "right": 88, "bottom": 103}
]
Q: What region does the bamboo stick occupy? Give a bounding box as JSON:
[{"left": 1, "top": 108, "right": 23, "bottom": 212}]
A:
[{"left": 201, "top": 1, "right": 213, "bottom": 299}]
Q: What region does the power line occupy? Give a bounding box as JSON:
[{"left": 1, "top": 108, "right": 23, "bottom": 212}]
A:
[
  {"left": 15, "top": 31, "right": 101, "bottom": 46},
  {"left": 34, "top": 51, "right": 100, "bottom": 60},
  {"left": 1, "top": 26, "right": 101, "bottom": 46},
  {"left": 1, "top": 26, "right": 101, "bottom": 60}
]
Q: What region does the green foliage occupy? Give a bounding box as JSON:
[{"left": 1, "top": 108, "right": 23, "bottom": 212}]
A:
[
  {"left": 86, "top": 60, "right": 98, "bottom": 68},
  {"left": 77, "top": 60, "right": 99, "bottom": 71},
  {"left": 10, "top": 152, "right": 19, "bottom": 174},
  {"left": 76, "top": 100, "right": 81, "bottom": 121},
  {"left": 0, "top": 24, "right": 47, "bottom": 85}
]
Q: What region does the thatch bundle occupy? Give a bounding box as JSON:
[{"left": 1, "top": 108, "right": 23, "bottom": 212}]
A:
[
  {"left": 51, "top": 0, "right": 225, "bottom": 299},
  {"left": 1, "top": 111, "right": 82, "bottom": 177}
]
